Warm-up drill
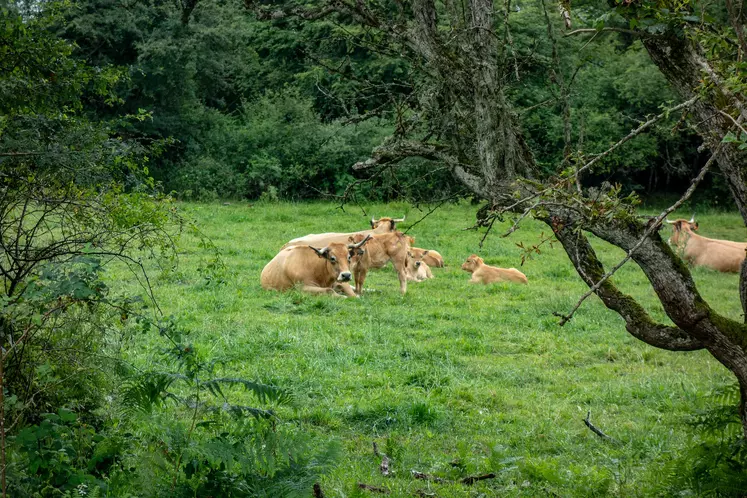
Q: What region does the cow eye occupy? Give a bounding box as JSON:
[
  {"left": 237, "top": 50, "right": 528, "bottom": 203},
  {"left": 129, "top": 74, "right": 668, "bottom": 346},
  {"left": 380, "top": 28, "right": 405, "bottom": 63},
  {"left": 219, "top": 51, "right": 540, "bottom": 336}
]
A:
[{"left": 330, "top": 256, "right": 337, "bottom": 263}]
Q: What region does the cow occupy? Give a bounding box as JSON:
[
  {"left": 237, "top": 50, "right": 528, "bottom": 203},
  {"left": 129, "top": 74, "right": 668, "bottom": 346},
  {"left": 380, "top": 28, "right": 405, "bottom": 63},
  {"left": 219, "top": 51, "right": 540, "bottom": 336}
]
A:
[
  {"left": 666, "top": 218, "right": 746, "bottom": 273},
  {"left": 261, "top": 236, "right": 371, "bottom": 297},
  {"left": 461, "top": 254, "right": 528, "bottom": 284},
  {"left": 281, "top": 216, "right": 405, "bottom": 249},
  {"left": 348, "top": 231, "right": 411, "bottom": 294},
  {"left": 668, "top": 216, "right": 747, "bottom": 250},
  {"left": 407, "top": 250, "right": 434, "bottom": 282},
  {"left": 406, "top": 236, "right": 445, "bottom": 268}
]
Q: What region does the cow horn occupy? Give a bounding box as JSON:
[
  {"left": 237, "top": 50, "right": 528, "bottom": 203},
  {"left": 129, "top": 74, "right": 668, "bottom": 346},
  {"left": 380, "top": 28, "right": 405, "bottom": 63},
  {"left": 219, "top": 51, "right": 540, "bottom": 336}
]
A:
[
  {"left": 348, "top": 234, "right": 372, "bottom": 249},
  {"left": 665, "top": 218, "right": 676, "bottom": 224},
  {"left": 689, "top": 213, "right": 695, "bottom": 223},
  {"left": 393, "top": 215, "right": 406, "bottom": 222},
  {"left": 309, "top": 246, "right": 328, "bottom": 258}
]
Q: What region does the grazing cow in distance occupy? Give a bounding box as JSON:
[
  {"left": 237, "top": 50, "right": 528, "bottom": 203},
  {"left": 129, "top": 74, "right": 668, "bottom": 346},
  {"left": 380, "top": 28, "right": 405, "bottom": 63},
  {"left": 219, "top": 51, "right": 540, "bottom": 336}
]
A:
[
  {"left": 406, "top": 236, "right": 445, "bottom": 268},
  {"left": 461, "top": 254, "right": 528, "bottom": 284},
  {"left": 281, "top": 216, "right": 405, "bottom": 249},
  {"left": 261, "top": 236, "right": 371, "bottom": 297},
  {"left": 407, "top": 250, "right": 434, "bottom": 282},
  {"left": 666, "top": 218, "right": 746, "bottom": 273},
  {"left": 348, "top": 231, "right": 411, "bottom": 295}
]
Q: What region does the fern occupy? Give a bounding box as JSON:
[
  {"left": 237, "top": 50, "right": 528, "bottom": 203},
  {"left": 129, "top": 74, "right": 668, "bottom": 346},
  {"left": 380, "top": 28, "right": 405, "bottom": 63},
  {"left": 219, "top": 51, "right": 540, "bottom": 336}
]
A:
[
  {"left": 119, "top": 372, "right": 181, "bottom": 414},
  {"left": 659, "top": 381, "right": 747, "bottom": 497},
  {"left": 202, "top": 377, "right": 292, "bottom": 405}
]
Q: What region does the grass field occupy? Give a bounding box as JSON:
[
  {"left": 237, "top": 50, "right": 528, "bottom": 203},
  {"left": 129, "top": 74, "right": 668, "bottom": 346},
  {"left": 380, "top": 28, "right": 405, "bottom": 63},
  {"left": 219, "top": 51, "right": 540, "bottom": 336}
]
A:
[{"left": 112, "top": 201, "right": 746, "bottom": 496}]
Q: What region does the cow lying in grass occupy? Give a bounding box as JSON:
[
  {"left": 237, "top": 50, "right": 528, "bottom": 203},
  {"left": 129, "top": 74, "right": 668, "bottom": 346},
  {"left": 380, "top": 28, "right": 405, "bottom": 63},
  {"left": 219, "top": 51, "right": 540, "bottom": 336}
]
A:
[
  {"left": 407, "top": 250, "right": 434, "bottom": 282},
  {"left": 461, "top": 254, "right": 528, "bottom": 284},
  {"left": 406, "top": 236, "right": 444, "bottom": 268},
  {"left": 667, "top": 218, "right": 746, "bottom": 273},
  {"left": 261, "top": 236, "right": 371, "bottom": 297}
]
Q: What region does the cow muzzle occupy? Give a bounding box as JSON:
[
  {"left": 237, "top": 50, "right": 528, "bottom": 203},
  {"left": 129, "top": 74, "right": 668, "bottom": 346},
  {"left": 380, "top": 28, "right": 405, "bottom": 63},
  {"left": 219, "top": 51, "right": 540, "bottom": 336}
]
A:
[{"left": 338, "top": 271, "right": 352, "bottom": 282}]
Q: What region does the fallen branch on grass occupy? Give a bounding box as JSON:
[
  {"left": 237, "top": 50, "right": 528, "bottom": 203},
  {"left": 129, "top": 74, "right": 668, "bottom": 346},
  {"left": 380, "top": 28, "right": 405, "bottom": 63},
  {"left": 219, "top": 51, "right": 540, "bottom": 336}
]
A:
[
  {"left": 313, "top": 482, "right": 325, "bottom": 498},
  {"left": 411, "top": 470, "right": 446, "bottom": 483},
  {"left": 358, "top": 483, "right": 391, "bottom": 494},
  {"left": 460, "top": 473, "right": 497, "bottom": 485},
  {"left": 583, "top": 411, "right": 621, "bottom": 444}
]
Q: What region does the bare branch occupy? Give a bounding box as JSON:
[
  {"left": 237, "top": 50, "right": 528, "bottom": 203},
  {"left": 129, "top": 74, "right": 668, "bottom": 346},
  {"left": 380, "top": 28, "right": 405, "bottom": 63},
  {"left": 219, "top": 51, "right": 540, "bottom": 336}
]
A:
[
  {"left": 565, "top": 27, "right": 645, "bottom": 37},
  {"left": 556, "top": 142, "right": 722, "bottom": 325}
]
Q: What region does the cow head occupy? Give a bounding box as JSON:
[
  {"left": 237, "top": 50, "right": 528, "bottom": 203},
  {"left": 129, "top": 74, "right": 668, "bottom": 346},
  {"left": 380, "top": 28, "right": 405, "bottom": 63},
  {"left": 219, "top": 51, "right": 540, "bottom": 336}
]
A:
[
  {"left": 309, "top": 237, "right": 370, "bottom": 282},
  {"left": 461, "top": 254, "right": 483, "bottom": 273},
  {"left": 665, "top": 216, "right": 698, "bottom": 245},
  {"left": 370, "top": 215, "right": 406, "bottom": 232},
  {"left": 409, "top": 250, "right": 430, "bottom": 269}
]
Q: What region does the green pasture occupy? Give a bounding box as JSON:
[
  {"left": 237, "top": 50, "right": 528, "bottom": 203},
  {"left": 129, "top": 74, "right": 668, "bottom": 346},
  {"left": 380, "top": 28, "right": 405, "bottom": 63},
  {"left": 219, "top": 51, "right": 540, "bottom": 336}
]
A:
[{"left": 113, "top": 201, "right": 745, "bottom": 496}]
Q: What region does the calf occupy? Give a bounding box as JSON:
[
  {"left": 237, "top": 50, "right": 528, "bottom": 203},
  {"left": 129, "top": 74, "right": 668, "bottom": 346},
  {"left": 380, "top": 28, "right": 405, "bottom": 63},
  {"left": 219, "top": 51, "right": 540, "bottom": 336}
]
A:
[
  {"left": 461, "top": 254, "right": 528, "bottom": 284},
  {"left": 349, "top": 231, "right": 411, "bottom": 294},
  {"left": 407, "top": 250, "right": 434, "bottom": 282}
]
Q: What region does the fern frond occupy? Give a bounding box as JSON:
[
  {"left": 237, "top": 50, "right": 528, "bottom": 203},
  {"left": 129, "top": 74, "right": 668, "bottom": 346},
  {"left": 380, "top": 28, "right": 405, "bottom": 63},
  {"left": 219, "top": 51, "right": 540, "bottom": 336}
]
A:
[{"left": 202, "top": 378, "right": 292, "bottom": 405}]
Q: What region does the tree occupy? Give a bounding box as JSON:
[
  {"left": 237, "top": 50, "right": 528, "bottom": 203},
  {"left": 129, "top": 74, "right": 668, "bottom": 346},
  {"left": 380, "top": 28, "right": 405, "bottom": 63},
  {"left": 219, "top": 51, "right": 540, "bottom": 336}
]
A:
[{"left": 245, "top": 0, "right": 747, "bottom": 437}]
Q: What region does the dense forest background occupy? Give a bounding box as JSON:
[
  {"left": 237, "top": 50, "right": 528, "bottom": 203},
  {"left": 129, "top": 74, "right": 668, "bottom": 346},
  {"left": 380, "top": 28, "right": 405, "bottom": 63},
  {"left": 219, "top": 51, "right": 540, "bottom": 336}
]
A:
[{"left": 46, "top": 0, "right": 721, "bottom": 204}]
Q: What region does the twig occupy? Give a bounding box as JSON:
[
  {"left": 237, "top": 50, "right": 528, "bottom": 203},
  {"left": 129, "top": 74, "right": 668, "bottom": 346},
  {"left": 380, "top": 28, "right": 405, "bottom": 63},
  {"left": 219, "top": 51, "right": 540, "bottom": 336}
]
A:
[
  {"left": 555, "top": 141, "right": 721, "bottom": 325},
  {"left": 358, "top": 483, "right": 391, "bottom": 494},
  {"left": 313, "top": 482, "right": 325, "bottom": 498},
  {"left": 461, "top": 473, "right": 497, "bottom": 485},
  {"left": 414, "top": 491, "right": 436, "bottom": 497},
  {"left": 583, "top": 411, "right": 621, "bottom": 444},
  {"left": 411, "top": 470, "right": 446, "bottom": 483},
  {"left": 717, "top": 109, "right": 747, "bottom": 137},
  {"left": 564, "top": 27, "right": 644, "bottom": 37},
  {"left": 380, "top": 455, "right": 391, "bottom": 476},
  {"left": 403, "top": 192, "right": 465, "bottom": 235},
  {"left": 373, "top": 441, "right": 381, "bottom": 457}
]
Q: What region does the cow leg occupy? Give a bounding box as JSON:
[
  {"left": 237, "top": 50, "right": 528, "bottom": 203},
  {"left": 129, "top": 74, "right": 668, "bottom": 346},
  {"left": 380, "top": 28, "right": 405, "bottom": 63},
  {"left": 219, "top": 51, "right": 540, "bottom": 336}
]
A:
[
  {"left": 397, "top": 269, "right": 408, "bottom": 294},
  {"left": 334, "top": 282, "right": 359, "bottom": 298},
  {"left": 301, "top": 285, "right": 339, "bottom": 296},
  {"left": 354, "top": 268, "right": 368, "bottom": 295}
]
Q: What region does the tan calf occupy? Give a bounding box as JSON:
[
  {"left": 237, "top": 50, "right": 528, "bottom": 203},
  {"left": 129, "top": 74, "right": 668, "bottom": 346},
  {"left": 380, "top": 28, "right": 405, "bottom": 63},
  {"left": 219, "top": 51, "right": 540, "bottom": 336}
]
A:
[
  {"left": 407, "top": 250, "right": 434, "bottom": 282},
  {"left": 349, "top": 231, "right": 411, "bottom": 294},
  {"left": 261, "top": 236, "right": 371, "bottom": 297},
  {"left": 461, "top": 254, "right": 528, "bottom": 284},
  {"left": 405, "top": 236, "right": 444, "bottom": 268},
  {"left": 667, "top": 219, "right": 746, "bottom": 273}
]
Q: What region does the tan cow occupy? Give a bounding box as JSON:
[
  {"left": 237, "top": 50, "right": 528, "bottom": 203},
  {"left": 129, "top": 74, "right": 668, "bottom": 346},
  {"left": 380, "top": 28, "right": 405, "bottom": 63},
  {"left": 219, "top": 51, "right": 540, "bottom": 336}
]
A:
[
  {"left": 666, "top": 218, "right": 746, "bottom": 273},
  {"left": 281, "top": 216, "right": 405, "bottom": 249},
  {"left": 407, "top": 250, "right": 434, "bottom": 282},
  {"left": 349, "top": 231, "right": 411, "bottom": 294},
  {"left": 668, "top": 217, "right": 747, "bottom": 250},
  {"left": 261, "top": 236, "right": 371, "bottom": 297},
  {"left": 461, "top": 254, "right": 528, "bottom": 284},
  {"left": 406, "top": 236, "right": 445, "bottom": 268}
]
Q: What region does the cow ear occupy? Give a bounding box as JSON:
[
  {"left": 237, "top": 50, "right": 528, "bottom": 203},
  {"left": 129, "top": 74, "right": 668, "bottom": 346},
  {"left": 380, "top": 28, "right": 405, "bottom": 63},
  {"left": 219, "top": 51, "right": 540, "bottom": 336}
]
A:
[
  {"left": 390, "top": 220, "right": 395, "bottom": 230},
  {"left": 423, "top": 250, "right": 429, "bottom": 256},
  {"left": 693, "top": 222, "right": 699, "bottom": 230}
]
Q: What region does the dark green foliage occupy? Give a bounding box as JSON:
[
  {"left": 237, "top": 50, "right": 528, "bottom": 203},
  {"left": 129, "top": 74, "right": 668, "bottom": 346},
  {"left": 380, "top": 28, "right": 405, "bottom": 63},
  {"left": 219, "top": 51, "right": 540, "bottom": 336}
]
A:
[{"left": 659, "top": 382, "right": 747, "bottom": 496}]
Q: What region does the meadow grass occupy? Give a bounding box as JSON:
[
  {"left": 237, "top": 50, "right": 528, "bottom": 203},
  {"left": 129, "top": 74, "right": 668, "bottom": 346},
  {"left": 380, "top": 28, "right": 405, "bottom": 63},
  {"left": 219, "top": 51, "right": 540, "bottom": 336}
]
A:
[{"left": 111, "top": 201, "right": 746, "bottom": 496}]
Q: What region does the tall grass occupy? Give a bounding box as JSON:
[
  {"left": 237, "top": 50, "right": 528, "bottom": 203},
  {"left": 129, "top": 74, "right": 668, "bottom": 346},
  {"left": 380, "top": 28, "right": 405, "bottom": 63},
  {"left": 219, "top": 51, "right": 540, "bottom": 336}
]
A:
[{"left": 110, "top": 201, "right": 746, "bottom": 496}]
